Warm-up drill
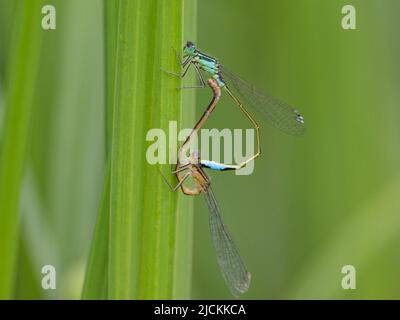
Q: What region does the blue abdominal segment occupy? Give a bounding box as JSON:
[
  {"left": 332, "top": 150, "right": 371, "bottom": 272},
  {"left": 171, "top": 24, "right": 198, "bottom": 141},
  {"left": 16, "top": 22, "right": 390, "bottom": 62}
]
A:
[{"left": 201, "top": 160, "right": 236, "bottom": 171}]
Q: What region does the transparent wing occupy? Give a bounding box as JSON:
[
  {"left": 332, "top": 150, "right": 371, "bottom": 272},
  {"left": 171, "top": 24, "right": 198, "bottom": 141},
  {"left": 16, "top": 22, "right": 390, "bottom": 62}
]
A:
[
  {"left": 204, "top": 186, "right": 251, "bottom": 296},
  {"left": 220, "top": 65, "right": 306, "bottom": 135}
]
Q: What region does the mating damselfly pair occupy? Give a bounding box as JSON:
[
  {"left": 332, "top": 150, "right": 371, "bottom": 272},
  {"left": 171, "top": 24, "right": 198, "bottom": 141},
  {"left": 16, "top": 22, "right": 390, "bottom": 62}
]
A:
[{"left": 162, "top": 41, "right": 305, "bottom": 296}]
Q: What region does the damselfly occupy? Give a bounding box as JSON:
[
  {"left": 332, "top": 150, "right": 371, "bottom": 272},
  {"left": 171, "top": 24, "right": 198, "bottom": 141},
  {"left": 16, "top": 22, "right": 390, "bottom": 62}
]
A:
[
  {"left": 160, "top": 79, "right": 255, "bottom": 296},
  {"left": 164, "top": 41, "right": 305, "bottom": 138},
  {"left": 165, "top": 150, "right": 251, "bottom": 296}
]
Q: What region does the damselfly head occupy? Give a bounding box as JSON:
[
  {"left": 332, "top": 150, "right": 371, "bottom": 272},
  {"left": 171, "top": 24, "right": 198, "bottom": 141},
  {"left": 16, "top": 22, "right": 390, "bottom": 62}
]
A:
[{"left": 183, "top": 41, "right": 196, "bottom": 56}]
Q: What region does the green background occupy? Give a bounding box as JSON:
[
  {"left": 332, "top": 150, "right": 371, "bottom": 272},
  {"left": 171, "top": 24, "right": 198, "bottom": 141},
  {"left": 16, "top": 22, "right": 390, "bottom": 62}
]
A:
[{"left": 1, "top": 0, "right": 400, "bottom": 299}]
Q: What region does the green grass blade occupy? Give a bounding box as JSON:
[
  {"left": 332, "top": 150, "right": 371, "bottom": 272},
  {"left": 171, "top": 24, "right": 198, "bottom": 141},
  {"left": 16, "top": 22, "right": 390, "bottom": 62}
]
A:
[
  {"left": 14, "top": 234, "right": 42, "bottom": 299},
  {"left": 0, "top": 0, "right": 44, "bottom": 299},
  {"left": 172, "top": 0, "right": 197, "bottom": 299},
  {"left": 104, "top": 0, "right": 119, "bottom": 154},
  {"left": 83, "top": 0, "right": 196, "bottom": 300},
  {"left": 108, "top": 0, "right": 187, "bottom": 299},
  {"left": 81, "top": 165, "right": 110, "bottom": 299},
  {"left": 81, "top": 0, "right": 118, "bottom": 299}
]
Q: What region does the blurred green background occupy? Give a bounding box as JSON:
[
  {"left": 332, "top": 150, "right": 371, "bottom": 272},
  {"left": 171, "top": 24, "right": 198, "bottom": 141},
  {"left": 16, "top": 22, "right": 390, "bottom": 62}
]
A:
[{"left": 1, "top": 0, "right": 400, "bottom": 299}]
